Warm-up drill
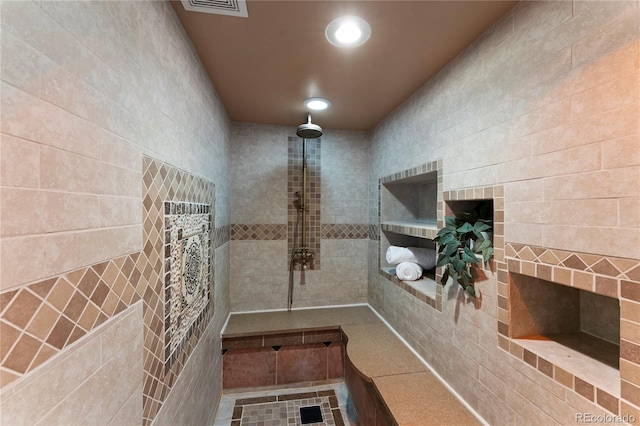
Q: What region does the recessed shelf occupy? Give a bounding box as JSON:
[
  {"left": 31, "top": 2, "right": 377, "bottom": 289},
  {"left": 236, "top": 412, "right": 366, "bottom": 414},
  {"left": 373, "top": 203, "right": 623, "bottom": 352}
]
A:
[
  {"left": 378, "top": 160, "right": 442, "bottom": 310},
  {"left": 380, "top": 266, "right": 437, "bottom": 300},
  {"left": 380, "top": 220, "right": 438, "bottom": 239},
  {"left": 515, "top": 332, "right": 620, "bottom": 397},
  {"left": 509, "top": 273, "right": 620, "bottom": 398}
]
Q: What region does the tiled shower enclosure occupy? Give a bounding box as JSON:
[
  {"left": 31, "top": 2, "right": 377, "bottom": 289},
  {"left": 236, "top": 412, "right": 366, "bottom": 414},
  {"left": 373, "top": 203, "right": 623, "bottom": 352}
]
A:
[{"left": 229, "top": 124, "right": 370, "bottom": 311}]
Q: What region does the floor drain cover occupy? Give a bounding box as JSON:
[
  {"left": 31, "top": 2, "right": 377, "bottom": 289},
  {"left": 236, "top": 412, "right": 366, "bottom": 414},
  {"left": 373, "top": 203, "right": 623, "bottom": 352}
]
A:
[{"left": 300, "top": 405, "right": 323, "bottom": 424}]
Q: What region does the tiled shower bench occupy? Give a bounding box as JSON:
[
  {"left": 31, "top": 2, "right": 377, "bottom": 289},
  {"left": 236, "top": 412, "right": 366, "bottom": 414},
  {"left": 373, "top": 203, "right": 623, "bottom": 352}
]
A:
[{"left": 222, "top": 305, "right": 480, "bottom": 425}]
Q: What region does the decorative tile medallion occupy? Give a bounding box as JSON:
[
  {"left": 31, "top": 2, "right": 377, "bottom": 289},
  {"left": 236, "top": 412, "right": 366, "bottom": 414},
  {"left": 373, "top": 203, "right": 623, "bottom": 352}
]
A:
[
  {"left": 142, "top": 156, "right": 217, "bottom": 425},
  {"left": 164, "top": 201, "right": 211, "bottom": 370}
]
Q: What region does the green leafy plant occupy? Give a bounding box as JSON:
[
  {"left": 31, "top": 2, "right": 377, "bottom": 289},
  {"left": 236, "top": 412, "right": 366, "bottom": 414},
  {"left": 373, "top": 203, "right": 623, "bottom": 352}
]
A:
[{"left": 433, "top": 211, "right": 493, "bottom": 298}]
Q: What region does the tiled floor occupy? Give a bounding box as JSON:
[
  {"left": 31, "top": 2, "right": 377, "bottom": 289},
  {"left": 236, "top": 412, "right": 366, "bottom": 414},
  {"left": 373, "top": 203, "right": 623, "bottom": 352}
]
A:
[{"left": 213, "top": 382, "right": 357, "bottom": 426}]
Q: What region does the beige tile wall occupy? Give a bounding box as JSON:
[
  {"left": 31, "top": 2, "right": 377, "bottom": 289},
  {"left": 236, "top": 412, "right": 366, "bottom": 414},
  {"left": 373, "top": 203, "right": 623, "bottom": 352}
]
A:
[
  {"left": 370, "top": 0, "right": 639, "bottom": 423},
  {"left": 321, "top": 131, "right": 370, "bottom": 225},
  {"left": 1, "top": 0, "right": 230, "bottom": 425}
]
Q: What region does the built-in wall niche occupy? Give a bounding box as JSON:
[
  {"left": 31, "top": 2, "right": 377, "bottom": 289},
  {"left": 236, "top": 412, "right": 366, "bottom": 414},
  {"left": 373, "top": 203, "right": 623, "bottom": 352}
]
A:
[
  {"left": 444, "top": 199, "right": 494, "bottom": 225},
  {"left": 509, "top": 273, "right": 620, "bottom": 396},
  {"left": 443, "top": 198, "right": 494, "bottom": 270},
  {"left": 380, "top": 232, "right": 438, "bottom": 298},
  {"left": 378, "top": 160, "right": 443, "bottom": 310},
  {"left": 380, "top": 171, "right": 438, "bottom": 235}
]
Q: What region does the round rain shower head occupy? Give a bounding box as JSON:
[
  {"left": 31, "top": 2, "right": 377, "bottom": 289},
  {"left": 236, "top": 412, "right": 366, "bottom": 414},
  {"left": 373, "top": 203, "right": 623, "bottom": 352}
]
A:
[{"left": 296, "top": 115, "right": 323, "bottom": 139}]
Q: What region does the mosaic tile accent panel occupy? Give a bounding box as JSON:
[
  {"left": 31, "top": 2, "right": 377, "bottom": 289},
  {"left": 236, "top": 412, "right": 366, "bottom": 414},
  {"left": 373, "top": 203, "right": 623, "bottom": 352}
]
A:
[
  {"left": 232, "top": 390, "right": 343, "bottom": 426},
  {"left": 0, "top": 253, "right": 144, "bottom": 388},
  {"left": 321, "top": 224, "right": 368, "bottom": 240},
  {"left": 164, "top": 202, "right": 211, "bottom": 370},
  {"left": 288, "top": 136, "right": 321, "bottom": 269},
  {"left": 141, "top": 156, "right": 216, "bottom": 425},
  {"left": 231, "top": 224, "right": 287, "bottom": 240}
]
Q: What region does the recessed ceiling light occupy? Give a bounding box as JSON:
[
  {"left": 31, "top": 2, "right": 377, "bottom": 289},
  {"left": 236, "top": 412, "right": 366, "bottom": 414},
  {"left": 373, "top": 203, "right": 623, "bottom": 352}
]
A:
[
  {"left": 304, "top": 97, "right": 331, "bottom": 111},
  {"left": 326, "top": 16, "right": 371, "bottom": 48}
]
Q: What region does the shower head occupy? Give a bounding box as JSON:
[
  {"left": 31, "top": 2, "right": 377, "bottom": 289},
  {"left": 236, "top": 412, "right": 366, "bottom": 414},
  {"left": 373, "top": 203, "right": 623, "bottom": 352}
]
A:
[{"left": 296, "top": 114, "right": 323, "bottom": 139}]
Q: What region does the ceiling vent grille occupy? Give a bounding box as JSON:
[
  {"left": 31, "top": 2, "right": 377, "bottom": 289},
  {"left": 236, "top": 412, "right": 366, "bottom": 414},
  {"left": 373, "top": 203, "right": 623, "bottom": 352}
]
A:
[{"left": 181, "top": 0, "right": 248, "bottom": 18}]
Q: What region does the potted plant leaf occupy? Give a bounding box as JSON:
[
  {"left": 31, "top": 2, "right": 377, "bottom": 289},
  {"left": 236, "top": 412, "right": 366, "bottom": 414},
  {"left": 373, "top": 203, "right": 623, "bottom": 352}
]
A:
[{"left": 433, "top": 211, "right": 493, "bottom": 298}]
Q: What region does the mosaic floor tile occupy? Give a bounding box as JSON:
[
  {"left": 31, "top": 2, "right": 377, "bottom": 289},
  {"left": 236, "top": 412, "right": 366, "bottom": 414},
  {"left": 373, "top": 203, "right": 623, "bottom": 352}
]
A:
[
  {"left": 214, "top": 383, "right": 355, "bottom": 426},
  {"left": 237, "top": 396, "right": 337, "bottom": 425}
]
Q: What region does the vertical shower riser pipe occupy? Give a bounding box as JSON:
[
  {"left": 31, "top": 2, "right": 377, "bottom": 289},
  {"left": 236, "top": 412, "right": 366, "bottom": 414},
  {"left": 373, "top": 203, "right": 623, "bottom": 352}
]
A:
[{"left": 301, "top": 137, "right": 307, "bottom": 250}]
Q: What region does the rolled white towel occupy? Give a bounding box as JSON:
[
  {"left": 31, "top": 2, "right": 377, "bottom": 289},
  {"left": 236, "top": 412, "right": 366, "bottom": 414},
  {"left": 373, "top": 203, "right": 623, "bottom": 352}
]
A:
[
  {"left": 386, "top": 245, "right": 410, "bottom": 264},
  {"left": 396, "top": 262, "right": 423, "bottom": 281},
  {"left": 386, "top": 246, "right": 436, "bottom": 270}
]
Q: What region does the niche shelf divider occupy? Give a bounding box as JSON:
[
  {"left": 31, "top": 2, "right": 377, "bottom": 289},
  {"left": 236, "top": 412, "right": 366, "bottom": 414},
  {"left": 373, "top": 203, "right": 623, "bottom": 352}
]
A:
[{"left": 378, "top": 160, "right": 443, "bottom": 311}]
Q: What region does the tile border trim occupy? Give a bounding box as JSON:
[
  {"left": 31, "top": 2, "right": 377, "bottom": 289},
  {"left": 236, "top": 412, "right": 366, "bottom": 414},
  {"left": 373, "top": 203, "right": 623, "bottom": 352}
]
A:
[
  {"left": 0, "top": 252, "right": 145, "bottom": 388},
  {"left": 504, "top": 242, "right": 639, "bottom": 298},
  {"left": 230, "top": 223, "right": 370, "bottom": 241}
]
